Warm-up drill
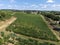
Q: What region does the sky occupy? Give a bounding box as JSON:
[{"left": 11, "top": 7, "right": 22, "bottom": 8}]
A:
[{"left": 0, "top": 0, "right": 60, "bottom": 11}]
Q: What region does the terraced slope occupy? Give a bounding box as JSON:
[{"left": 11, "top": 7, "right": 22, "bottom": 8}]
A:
[{"left": 6, "top": 12, "right": 58, "bottom": 41}]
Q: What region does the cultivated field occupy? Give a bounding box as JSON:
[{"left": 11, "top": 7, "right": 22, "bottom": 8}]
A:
[
  {"left": 6, "top": 12, "right": 58, "bottom": 41},
  {"left": 0, "top": 11, "right": 60, "bottom": 45}
]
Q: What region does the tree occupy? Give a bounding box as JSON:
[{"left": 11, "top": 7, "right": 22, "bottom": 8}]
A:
[
  {"left": 1, "top": 32, "right": 4, "bottom": 37},
  {"left": 53, "top": 16, "right": 60, "bottom": 21},
  {"left": 0, "top": 12, "right": 6, "bottom": 20},
  {"left": 37, "top": 11, "right": 40, "bottom": 14},
  {"left": 0, "top": 38, "right": 3, "bottom": 45},
  {"left": 0, "top": 12, "right": 6, "bottom": 17}
]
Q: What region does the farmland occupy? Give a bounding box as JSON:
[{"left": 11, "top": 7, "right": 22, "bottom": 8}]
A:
[
  {"left": 6, "top": 12, "right": 58, "bottom": 41},
  {"left": 0, "top": 10, "right": 60, "bottom": 45}
]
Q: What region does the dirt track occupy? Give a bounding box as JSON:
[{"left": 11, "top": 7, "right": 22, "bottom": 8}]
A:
[
  {"left": 40, "top": 15, "right": 60, "bottom": 40},
  {"left": 0, "top": 17, "right": 16, "bottom": 31}
]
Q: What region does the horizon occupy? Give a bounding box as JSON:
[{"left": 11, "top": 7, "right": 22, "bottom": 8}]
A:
[{"left": 0, "top": 0, "right": 60, "bottom": 11}]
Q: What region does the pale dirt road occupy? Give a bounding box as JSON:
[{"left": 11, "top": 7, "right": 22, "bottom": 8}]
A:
[
  {"left": 0, "top": 17, "right": 17, "bottom": 31},
  {"left": 16, "top": 33, "right": 60, "bottom": 45},
  {"left": 40, "top": 15, "right": 60, "bottom": 40},
  {"left": 0, "top": 17, "right": 16, "bottom": 45}
]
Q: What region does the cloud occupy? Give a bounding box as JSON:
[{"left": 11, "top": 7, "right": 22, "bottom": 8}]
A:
[
  {"left": 18, "top": 4, "right": 39, "bottom": 10},
  {"left": 7, "top": 4, "right": 18, "bottom": 9},
  {"left": 8, "top": 5, "right": 12, "bottom": 9},
  {"left": 10, "top": 0, "right": 15, "bottom": 3},
  {"left": 39, "top": 4, "right": 48, "bottom": 8},
  {"left": 31, "top": 4, "right": 38, "bottom": 7},
  {"left": 41, "top": 5, "right": 47, "bottom": 8},
  {"left": 52, "top": 4, "right": 60, "bottom": 8},
  {"left": 47, "top": 0, "right": 54, "bottom": 3}
]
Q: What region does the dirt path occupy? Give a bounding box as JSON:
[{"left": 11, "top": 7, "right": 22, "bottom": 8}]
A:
[
  {"left": 0, "top": 17, "right": 17, "bottom": 31},
  {"left": 0, "top": 17, "right": 16, "bottom": 45},
  {"left": 40, "top": 15, "right": 60, "bottom": 40},
  {"left": 16, "top": 33, "right": 60, "bottom": 45}
]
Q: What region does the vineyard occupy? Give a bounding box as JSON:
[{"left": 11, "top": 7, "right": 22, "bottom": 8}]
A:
[
  {"left": 0, "top": 10, "right": 60, "bottom": 45},
  {"left": 6, "top": 12, "right": 58, "bottom": 41}
]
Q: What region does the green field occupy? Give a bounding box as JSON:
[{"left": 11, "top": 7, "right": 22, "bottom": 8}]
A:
[{"left": 6, "top": 12, "right": 58, "bottom": 41}]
